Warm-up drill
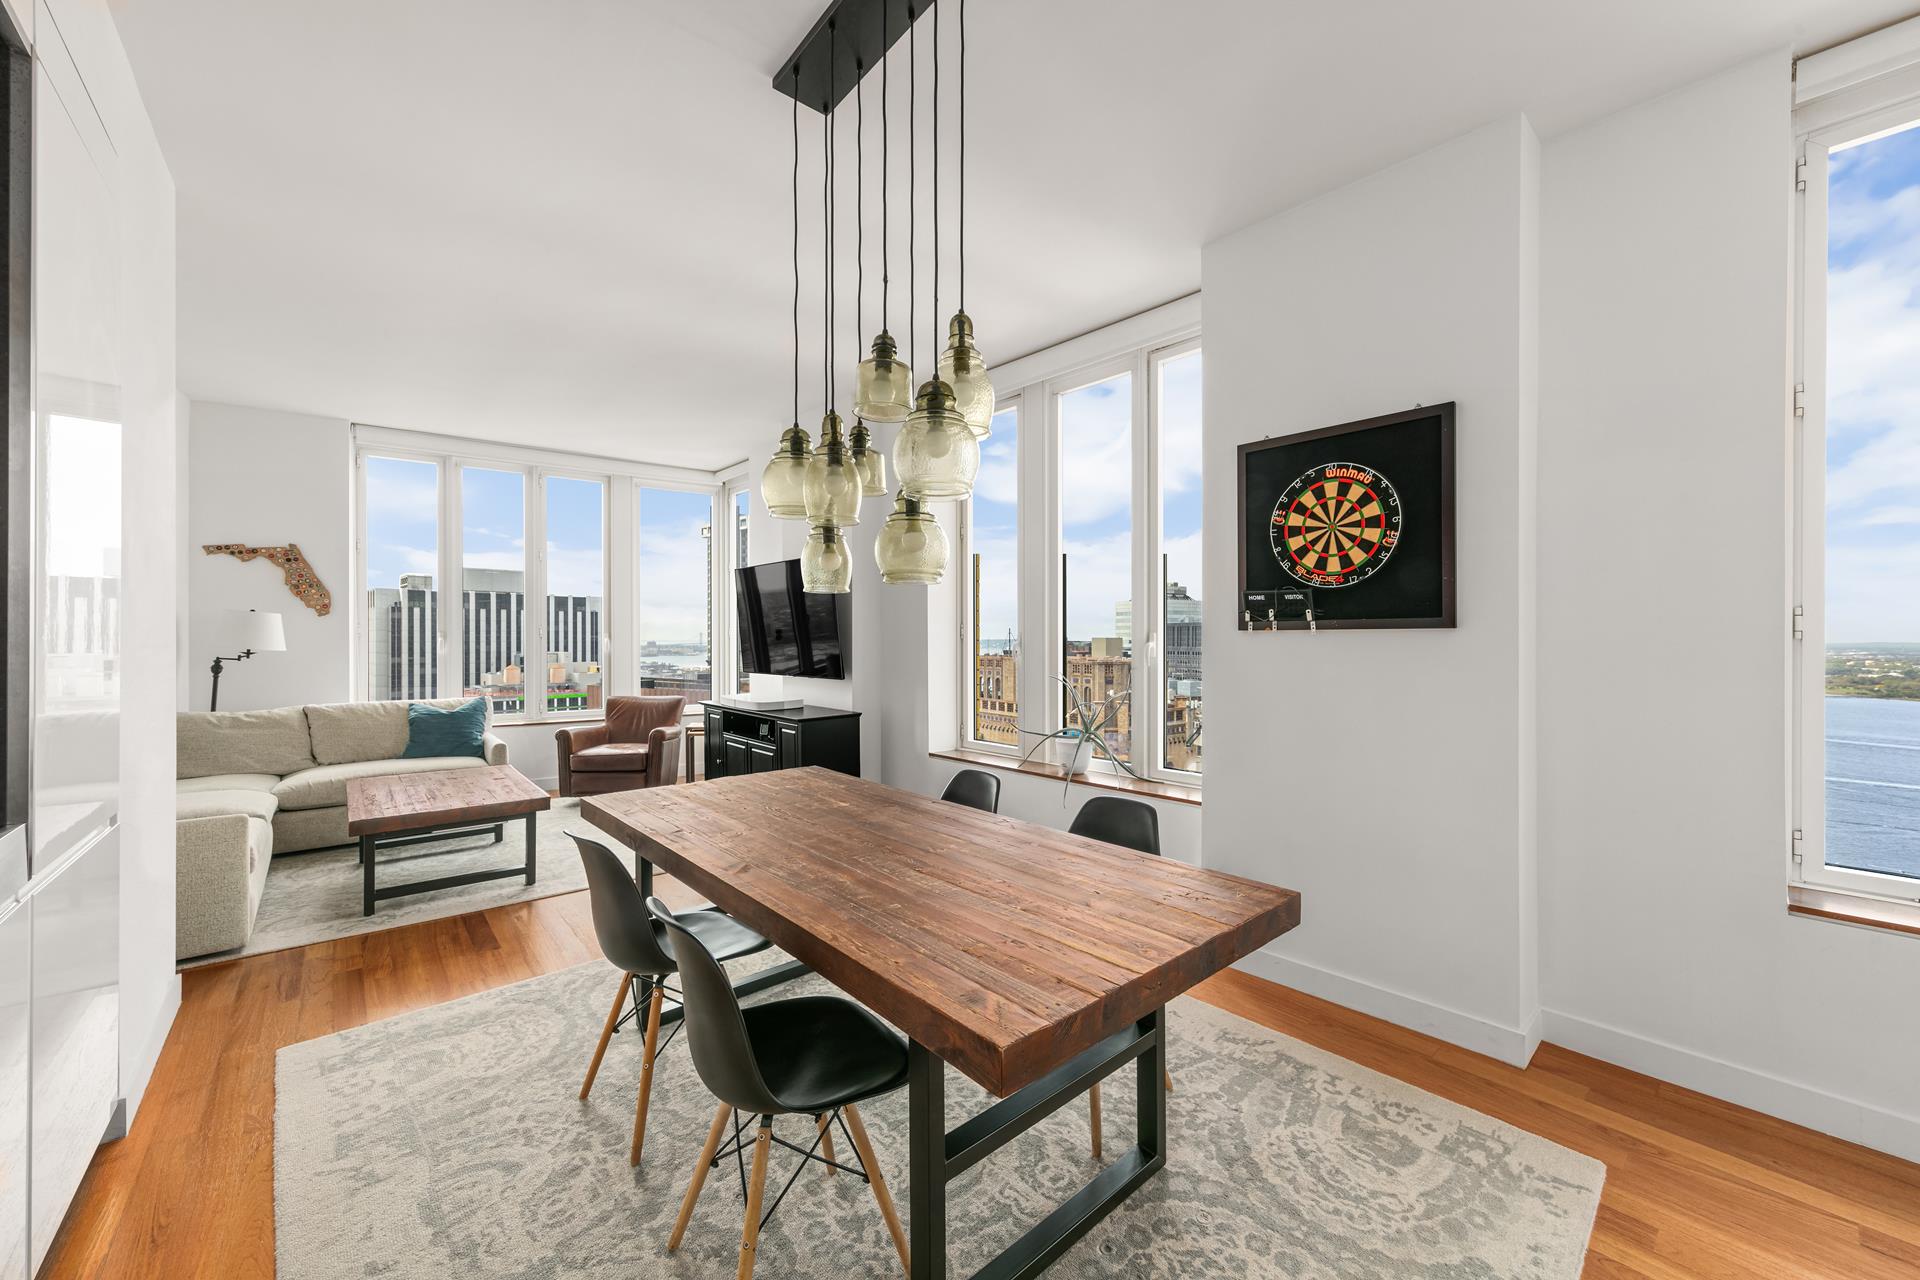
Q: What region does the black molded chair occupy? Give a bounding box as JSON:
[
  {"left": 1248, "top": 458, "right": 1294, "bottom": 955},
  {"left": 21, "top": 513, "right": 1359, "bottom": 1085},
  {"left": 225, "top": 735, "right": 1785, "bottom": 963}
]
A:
[
  {"left": 938, "top": 768, "right": 1001, "bottom": 813},
  {"left": 1066, "top": 796, "right": 1173, "bottom": 1158},
  {"left": 648, "top": 895, "right": 911, "bottom": 1279},
  {"left": 571, "top": 834, "right": 770, "bottom": 1166}
]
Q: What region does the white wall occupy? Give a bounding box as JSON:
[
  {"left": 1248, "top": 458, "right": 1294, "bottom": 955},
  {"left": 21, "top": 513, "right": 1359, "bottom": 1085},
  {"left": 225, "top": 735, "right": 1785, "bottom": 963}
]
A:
[
  {"left": 1537, "top": 52, "right": 1920, "bottom": 1161},
  {"left": 41, "top": 0, "right": 181, "bottom": 1121},
  {"left": 1200, "top": 116, "right": 1542, "bottom": 1065},
  {"left": 185, "top": 401, "right": 353, "bottom": 712}
]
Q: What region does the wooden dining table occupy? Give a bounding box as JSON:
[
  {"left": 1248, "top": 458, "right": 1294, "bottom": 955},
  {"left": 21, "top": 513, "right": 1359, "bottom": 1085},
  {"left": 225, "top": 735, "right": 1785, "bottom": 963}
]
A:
[{"left": 583, "top": 766, "right": 1301, "bottom": 1279}]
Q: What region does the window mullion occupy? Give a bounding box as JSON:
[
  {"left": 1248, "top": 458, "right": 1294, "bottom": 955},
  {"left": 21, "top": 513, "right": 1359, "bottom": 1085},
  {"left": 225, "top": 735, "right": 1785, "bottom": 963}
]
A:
[{"left": 528, "top": 467, "right": 548, "bottom": 721}]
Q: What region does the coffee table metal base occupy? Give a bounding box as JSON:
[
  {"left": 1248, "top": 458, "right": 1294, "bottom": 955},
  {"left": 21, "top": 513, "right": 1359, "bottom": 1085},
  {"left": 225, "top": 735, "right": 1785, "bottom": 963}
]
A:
[{"left": 360, "top": 812, "right": 537, "bottom": 916}]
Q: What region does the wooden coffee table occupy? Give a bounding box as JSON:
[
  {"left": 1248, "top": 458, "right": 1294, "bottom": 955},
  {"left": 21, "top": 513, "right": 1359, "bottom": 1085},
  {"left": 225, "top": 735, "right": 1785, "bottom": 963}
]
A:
[{"left": 346, "top": 765, "right": 551, "bottom": 917}]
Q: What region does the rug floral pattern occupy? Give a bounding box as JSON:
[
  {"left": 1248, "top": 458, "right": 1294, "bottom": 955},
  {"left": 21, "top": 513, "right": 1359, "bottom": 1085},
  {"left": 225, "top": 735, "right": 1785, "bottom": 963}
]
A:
[{"left": 275, "top": 961, "right": 1603, "bottom": 1278}]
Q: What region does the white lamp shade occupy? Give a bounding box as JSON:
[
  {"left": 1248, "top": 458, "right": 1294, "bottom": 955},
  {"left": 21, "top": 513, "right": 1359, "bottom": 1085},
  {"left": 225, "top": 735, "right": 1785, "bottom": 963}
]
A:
[{"left": 226, "top": 608, "right": 285, "bottom": 653}]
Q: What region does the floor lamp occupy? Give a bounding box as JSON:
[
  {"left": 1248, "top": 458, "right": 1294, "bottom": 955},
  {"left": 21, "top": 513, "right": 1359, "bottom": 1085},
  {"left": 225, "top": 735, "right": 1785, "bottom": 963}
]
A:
[{"left": 210, "top": 608, "right": 285, "bottom": 711}]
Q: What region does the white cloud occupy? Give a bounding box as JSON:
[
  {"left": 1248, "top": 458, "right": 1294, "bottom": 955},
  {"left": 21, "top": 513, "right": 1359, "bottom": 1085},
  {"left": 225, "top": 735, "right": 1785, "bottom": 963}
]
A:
[
  {"left": 974, "top": 436, "right": 1018, "bottom": 506},
  {"left": 1859, "top": 505, "right": 1920, "bottom": 526},
  {"left": 637, "top": 515, "right": 713, "bottom": 647},
  {"left": 1063, "top": 529, "right": 1132, "bottom": 641},
  {"left": 1060, "top": 378, "right": 1133, "bottom": 526}
]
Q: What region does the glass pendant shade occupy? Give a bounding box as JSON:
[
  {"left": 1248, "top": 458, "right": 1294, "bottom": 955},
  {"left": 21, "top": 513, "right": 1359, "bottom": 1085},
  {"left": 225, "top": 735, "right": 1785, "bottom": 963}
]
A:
[
  {"left": 800, "top": 523, "right": 853, "bottom": 593},
  {"left": 855, "top": 330, "right": 914, "bottom": 422},
  {"left": 760, "top": 423, "right": 812, "bottom": 519},
  {"left": 894, "top": 377, "right": 980, "bottom": 500},
  {"left": 873, "top": 490, "right": 949, "bottom": 584},
  {"left": 938, "top": 311, "right": 996, "bottom": 437},
  {"left": 804, "top": 412, "right": 863, "bottom": 528},
  {"left": 848, "top": 421, "right": 888, "bottom": 497}
]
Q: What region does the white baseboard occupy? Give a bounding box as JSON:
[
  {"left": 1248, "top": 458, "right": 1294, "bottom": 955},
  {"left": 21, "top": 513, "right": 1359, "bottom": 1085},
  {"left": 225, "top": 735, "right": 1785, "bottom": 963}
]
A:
[
  {"left": 1233, "top": 948, "right": 1541, "bottom": 1068},
  {"left": 1541, "top": 1008, "right": 1920, "bottom": 1165},
  {"left": 119, "top": 972, "right": 182, "bottom": 1129}
]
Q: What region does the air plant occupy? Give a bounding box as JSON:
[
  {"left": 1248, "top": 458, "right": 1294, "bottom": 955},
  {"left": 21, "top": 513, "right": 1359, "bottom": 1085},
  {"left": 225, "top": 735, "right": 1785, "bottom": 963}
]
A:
[{"left": 1019, "top": 676, "right": 1140, "bottom": 802}]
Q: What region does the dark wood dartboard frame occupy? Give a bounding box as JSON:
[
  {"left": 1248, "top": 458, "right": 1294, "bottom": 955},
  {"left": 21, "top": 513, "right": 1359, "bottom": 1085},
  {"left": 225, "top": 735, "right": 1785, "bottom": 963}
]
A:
[{"left": 1236, "top": 402, "right": 1456, "bottom": 631}]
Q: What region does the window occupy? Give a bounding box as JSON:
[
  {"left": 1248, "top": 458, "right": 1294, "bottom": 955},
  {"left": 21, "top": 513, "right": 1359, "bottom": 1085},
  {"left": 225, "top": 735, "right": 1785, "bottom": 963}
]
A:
[
  {"left": 1156, "top": 345, "right": 1203, "bottom": 775},
  {"left": 363, "top": 455, "right": 440, "bottom": 701},
  {"left": 967, "top": 402, "right": 1021, "bottom": 747},
  {"left": 358, "top": 434, "right": 706, "bottom": 725},
  {"left": 461, "top": 466, "right": 526, "bottom": 714},
  {"left": 954, "top": 303, "right": 1202, "bottom": 787},
  {"left": 1059, "top": 370, "right": 1135, "bottom": 765},
  {"left": 545, "top": 475, "right": 606, "bottom": 714},
  {"left": 637, "top": 486, "right": 714, "bottom": 704},
  {"left": 1796, "top": 86, "right": 1920, "bottom": 895}
]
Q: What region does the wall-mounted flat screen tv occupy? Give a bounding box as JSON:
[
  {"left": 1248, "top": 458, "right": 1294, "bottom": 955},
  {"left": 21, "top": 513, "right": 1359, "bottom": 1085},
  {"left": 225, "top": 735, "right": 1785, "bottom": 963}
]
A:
[{"left": 735, "top": 559, "right": 852, "bottom": 679}]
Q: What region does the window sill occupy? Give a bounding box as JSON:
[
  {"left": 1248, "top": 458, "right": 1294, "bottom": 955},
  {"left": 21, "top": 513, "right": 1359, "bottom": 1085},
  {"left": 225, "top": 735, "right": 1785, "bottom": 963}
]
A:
[
  {"left": 1787, "top": 885, "right": 1920, "bottom": 940},
  {"left": 930, "top": 748, "right": 1202, "bottom": 808}
]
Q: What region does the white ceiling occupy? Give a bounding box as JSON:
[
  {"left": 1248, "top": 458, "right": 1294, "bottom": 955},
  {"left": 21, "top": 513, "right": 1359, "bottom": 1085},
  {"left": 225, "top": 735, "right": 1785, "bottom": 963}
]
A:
[{"left": 111, "top": 0, "right": 1910, "bottom": 471}]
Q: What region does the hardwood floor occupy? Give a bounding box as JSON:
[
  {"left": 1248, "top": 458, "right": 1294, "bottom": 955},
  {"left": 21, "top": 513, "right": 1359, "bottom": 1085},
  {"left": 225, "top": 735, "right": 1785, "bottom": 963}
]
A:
[{"left": 40, "top": 886, "right": 1920, "bottom": 1278}]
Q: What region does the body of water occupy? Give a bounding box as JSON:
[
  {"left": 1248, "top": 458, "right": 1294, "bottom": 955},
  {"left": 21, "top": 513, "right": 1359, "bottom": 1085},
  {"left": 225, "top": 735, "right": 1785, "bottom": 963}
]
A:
[{"left": 1825, "top": 695, "right": 1920, "bottom": 880}]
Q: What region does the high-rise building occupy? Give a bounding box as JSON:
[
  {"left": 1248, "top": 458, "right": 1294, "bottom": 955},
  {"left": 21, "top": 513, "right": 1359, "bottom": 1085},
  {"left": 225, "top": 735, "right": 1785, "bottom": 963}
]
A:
[{"left": 367, "top": 569, "right": 603, "bottom": 712}]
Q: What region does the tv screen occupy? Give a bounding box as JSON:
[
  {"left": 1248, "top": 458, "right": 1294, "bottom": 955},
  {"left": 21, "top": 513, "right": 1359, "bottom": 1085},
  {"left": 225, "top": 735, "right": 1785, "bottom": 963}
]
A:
[{"left": 736, "top": 560, "right": 851, "bottom": 679}]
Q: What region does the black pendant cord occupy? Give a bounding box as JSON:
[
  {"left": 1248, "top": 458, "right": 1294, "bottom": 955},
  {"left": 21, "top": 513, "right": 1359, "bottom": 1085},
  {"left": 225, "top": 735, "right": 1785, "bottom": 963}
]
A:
[
  {"left": 908, "top": 7, "right": 917, "bottom": 375},
  {"left": 931, "top": 0, "right": 940, "bottom": 360},
  {"left": 959, "top": 0, "right": 966, "bottom": 314},
  {"left": 880, "top": 1, "right": 890, "bottom": 332},
  {"left": 823, "top": 26, "right": 834, "bottom": 417},
  {"left": 855, "top": 64, "right": 863, "bottom": 386},
  {"left": 792, "top": 81, "right": 800, "bottom": 428}
]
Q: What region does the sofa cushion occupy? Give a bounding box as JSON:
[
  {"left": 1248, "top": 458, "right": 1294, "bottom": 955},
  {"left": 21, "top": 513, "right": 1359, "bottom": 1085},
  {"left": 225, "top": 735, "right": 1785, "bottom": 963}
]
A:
[
  {"left": 272, "top": 754, "right": 491, "bottom": 811},
  {"left": 305, "top": 698, "right": 492, "bottom": 765},
  {"left": 177, "top": 772, "right": 282, "bottom": 795},
  {"left": 177, "top": 788, "right": 280, "bottom": 823},
  {"left": 571, "top": 743, "right": 649, "bottom": 773},
  {"left": 403, "top": 697, "right": 488, "bottom": 759},
  {"left": 177, "top": 706, "right": 317, "bottom": 779}
]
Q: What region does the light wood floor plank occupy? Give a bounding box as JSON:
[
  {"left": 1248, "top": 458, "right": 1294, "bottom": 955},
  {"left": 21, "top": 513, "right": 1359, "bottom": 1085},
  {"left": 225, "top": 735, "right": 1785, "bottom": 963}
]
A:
[{"left": 36, "top": 888, "right": 1920, "bottom": 1279}]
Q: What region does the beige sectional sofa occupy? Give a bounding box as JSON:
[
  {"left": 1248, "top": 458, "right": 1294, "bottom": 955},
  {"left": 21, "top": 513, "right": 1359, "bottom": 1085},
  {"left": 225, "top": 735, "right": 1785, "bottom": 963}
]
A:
[{"left": 175, "top": 699, "right": 507, "bottom": 960}]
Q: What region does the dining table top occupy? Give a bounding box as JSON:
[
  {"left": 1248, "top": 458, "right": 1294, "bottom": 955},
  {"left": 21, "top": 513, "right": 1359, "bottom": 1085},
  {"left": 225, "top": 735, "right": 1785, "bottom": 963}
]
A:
[{"left": 582, "top": 767, "right": 1301, "bottom": 1097}]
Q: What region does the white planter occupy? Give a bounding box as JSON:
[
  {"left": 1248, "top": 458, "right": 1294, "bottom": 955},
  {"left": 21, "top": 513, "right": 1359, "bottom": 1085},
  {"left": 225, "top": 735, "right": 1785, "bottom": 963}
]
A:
[{"left": 1066, "top": 735, "right": 1094, "bottom": 776}]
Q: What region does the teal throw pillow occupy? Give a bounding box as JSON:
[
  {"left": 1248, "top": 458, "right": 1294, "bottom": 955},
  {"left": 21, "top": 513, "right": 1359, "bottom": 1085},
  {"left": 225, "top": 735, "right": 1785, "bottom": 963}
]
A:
[{"left": 402, "top": 697, "right": 488, "bottom": 759}]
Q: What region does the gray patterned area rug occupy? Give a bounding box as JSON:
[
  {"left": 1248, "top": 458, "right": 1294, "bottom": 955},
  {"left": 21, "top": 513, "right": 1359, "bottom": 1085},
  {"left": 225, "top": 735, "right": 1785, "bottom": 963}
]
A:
[
  {"left": 275, "top": 961, "right": 1604, "bottom": 1278},
  {"left": 181, "top": 800, "right": 601, "bottom": 970}
]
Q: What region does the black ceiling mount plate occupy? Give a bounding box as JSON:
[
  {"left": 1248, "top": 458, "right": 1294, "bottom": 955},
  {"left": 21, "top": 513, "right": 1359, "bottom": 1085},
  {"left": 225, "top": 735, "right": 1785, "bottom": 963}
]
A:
[{"left": 772, "top": 0, "right": 934, "bottom": 114}]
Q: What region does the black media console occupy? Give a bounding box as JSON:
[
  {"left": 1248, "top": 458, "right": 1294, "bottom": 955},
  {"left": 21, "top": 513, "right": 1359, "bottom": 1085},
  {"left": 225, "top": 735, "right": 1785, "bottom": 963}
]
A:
[{"left": 700, "top": 701, "right": 861, "bottom": 780}]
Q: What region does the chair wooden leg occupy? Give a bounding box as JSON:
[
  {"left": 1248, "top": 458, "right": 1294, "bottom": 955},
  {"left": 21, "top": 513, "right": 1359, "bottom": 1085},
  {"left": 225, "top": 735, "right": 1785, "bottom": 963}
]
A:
[
  {"left": 579, "top": 974, "right": 632, "bottom": 1100},
  {"left": 1164, "top": 1068, "right": 1173, "bottom": 1094},
  {"left": 1088, "top": 1082, "right": 1103, "bottom": 1160},
  {"left": 737, "top": 1117, "right": 773, "bottom": 1280},
  {"left": 816, "top": 1112, "right": 837, "bottom": 1175},
  {"left": 629, "top": 982, "right": 666, "bottom": 1166},
  {"left": 842, "top": 1104, "right": 909, "bottom": 1277},
  {"left": 670, "top": 1102, "right": 732, "bottom": 1251}
]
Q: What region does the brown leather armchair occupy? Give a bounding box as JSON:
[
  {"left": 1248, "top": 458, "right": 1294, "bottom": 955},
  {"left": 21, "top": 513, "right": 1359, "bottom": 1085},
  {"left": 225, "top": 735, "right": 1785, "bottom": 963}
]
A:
[{"left": 556, "top": 695, "right": 686, "bottom": 797}]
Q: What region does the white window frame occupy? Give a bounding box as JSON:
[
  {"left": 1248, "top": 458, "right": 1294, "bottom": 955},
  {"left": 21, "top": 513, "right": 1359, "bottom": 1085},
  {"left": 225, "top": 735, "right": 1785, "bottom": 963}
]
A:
[
  {"left": 949, "top": 297, "right": 1202, "bottom": 787},
  {"left": 1148, "top": 336, "right": 1204, "bottom": 779},
  {"left": 723, "top": 479, "right": 754, "bottom": 696},
  {"left": 1793, "top": 81, "right": 1920, "bottom": 901},
  {"left": 958, "top": 392, "right": 1025, "bottom": 755},
  {"left": 354, "top": 425, "right": 720, "bottom": 726}
]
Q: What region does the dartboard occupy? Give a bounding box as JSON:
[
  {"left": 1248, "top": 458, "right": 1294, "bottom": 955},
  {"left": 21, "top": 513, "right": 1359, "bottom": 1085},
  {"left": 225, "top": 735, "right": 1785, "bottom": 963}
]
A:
[{"left": 1270, "top": 462, "right": 1401, "bottom": 588}]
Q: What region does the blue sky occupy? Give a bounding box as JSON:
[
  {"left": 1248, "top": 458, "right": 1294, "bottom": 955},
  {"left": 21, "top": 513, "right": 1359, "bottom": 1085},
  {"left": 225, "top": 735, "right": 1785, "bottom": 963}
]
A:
[
  {"left": 366, "top": 460, "right": 708, "bottom": 650},
  {"left": 1826, "top": 119, "right": 1920, "bottom": 642},
  {"left": 970, "top": 353, "right": 1203, "bottom": 648}
]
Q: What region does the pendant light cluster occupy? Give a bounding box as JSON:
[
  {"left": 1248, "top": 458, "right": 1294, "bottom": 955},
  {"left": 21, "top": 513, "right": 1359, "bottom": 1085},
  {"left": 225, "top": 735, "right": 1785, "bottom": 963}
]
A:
[{"left": 759, "top": 0, "right": 992, "bottom": 592}]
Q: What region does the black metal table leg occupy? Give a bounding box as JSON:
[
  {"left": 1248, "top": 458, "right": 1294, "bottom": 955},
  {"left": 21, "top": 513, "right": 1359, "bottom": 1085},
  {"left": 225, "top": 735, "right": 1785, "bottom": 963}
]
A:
[
  {"left": 361, "top": 834, "right": 375, "bottom": 916},
  {"left": 905, "top": 1007, "right": 1166, "bottom": 1279},
  {"left": 909, "top": 1040, "right": 948, "bottom": 1279},
  {"left": 525, "top": 812, "right": 537, "bottom": 885}
]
